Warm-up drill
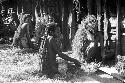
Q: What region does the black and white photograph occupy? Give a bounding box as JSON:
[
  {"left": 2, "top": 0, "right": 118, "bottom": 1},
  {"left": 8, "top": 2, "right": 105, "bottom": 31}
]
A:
[{"left": 0, "top": 0, "right": 125, "bottom": 83}]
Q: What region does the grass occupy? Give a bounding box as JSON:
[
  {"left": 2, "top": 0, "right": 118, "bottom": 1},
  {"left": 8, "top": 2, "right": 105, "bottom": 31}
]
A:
[
  {"left": 114, "top": 55, "right": 125, "bottom": 76},
  {"left": 0, "top": 44, "right": 117, "bottom": 83},
  {"left": 0, "top": 45, "right": 42, "bottom": 82}
]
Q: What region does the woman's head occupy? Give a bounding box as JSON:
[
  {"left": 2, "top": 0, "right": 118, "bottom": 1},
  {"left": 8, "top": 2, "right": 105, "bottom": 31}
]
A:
[
  {"left": 23, "top": 14, "right": 32, "bottom": 23},
  {"left": 81, "top": 15, "right": 97, "bottom": 34},
  {"left": 47, "top": 23, "right": 57, "bottom": 36}
]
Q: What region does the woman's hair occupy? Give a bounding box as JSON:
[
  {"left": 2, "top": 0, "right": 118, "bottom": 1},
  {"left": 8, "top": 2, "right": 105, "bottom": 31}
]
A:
[
  {"left": 82, "top": 15, "right": 97, "bottom": 30},
  {"left": 23, "top": 14, "right": 32, "bottom": 22},
  {"left": 47, "top": 23, "right": 57, "bottom": 35}
]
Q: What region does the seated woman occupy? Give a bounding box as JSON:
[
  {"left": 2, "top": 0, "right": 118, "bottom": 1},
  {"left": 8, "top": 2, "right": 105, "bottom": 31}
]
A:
[
  {"left": 40, "top": 23, "right": 81, "bottom": 78},
  {"left": 72, "top": 15, "right": 101, "bottom": 63},
  {"left": 11, "top": 14, "right": 34, "bottom": 51}
]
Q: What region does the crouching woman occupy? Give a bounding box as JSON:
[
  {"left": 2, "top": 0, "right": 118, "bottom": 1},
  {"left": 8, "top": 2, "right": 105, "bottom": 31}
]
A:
[{"left": 40, "top": 23, "right": 81, "bottom": 78}]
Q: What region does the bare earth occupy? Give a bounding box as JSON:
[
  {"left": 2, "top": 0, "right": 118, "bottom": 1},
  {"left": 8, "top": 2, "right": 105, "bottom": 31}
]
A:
[{"left": 0, "top": 44, "right": 122, "bottom": 83}]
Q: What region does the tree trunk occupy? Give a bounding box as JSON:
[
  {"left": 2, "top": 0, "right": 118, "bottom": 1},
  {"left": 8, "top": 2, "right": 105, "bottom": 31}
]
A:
[
  {"left": 116, "top": 0, "right": 121, "bottom": 56},
  {"left": 62, "top": 0, "right": 71, "bottom": 51},
  {"left": 87, "top": 0, "right": 96, "bottom": 15},
  {"left": 23, "top": 0, "right": 32, "bottom": 14},
  {"left": 70, "top": 10, "right": 77, "bottom": 44},
  {"left": 96, "top": 0, "right": 104, "bottom": 58}
]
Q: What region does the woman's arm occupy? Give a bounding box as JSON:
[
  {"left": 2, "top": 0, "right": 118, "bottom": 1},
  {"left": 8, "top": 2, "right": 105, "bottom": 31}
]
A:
[{"left": 51, "top": 38, "right": 81, "bottom": 67}]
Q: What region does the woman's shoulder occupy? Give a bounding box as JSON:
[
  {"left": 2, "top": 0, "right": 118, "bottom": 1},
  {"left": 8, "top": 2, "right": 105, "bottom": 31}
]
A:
[
  {"left": 21, "top": 23, "right": 29, "bottom": 28},
  {"left": 23, "top": 23, "right": 29, "bottom": 25},
  {"left": 47, "top": 36, "right": 55, "bottom": 42}
]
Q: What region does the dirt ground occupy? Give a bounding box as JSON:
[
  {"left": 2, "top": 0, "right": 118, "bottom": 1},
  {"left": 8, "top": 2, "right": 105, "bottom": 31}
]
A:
[
  {"left": 0, "top": 44, "right": 122, "bottom": 83},
  {"left": 0, "top": 71, "right": 122, "bottom": 83}
]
